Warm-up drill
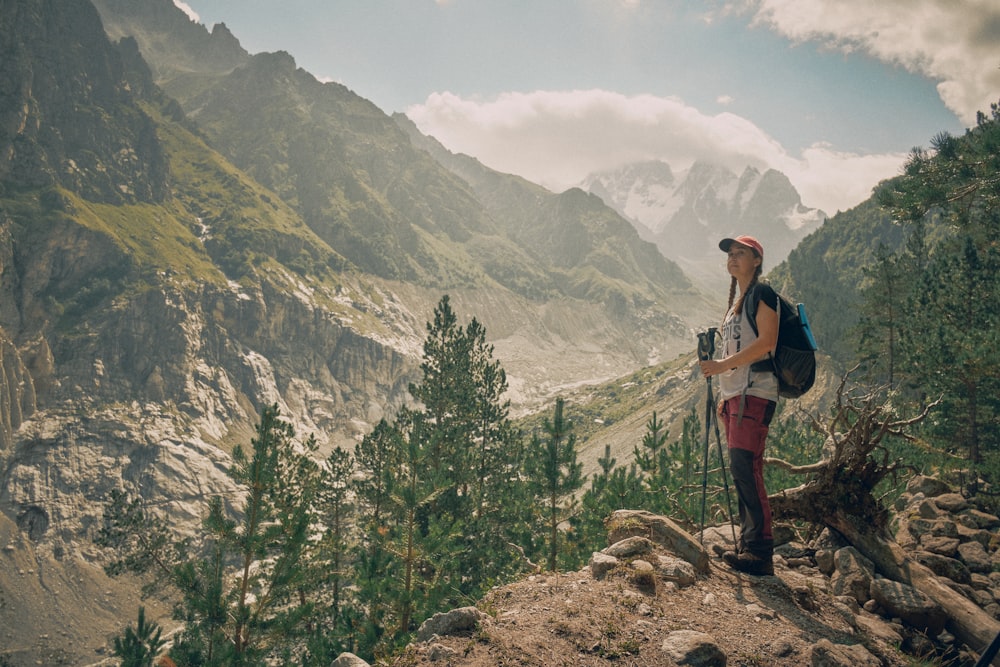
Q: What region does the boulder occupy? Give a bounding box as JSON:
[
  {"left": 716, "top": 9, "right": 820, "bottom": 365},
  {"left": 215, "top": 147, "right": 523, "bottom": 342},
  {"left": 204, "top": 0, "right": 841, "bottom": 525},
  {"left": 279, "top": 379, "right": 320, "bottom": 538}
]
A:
[
  {"left": 660, "top": 630, "right": 727, "bottom": 667},
  {"left": 589, "top": 552, "right": 619, "bottom": 580},
  {"left": 603, "top": 536, "right": 655, "bottom": 558},
  {"left": 869, "top": 578, "right": 947, "bottom": 634},
  {"left": 956, "top": 540, "right": 993, "bottom": 574},
  {"left": 629, "top": 559, "right": 657, "bottom": 593},
  {"left": 608, "top": 510, "right": 709, "bottom": 573},
  {"left": 830, "top": 547, "right": 874, "bottom": 604},
  {"left": 908, "top": 517, "right": 959, "bottom": 540},
  {"left": 415, "top": 606, "right": 486, "bottom": 642},
  {"left": 906, "top": 475, "right": 953, "bottom": 497},
  {"left": 914, "top": 551, "right": 972, "bottom": 585},
  {"left": 809, "top": 638, "right": 881, "bottom": 667},
  {"left": 920, "top": 535, "right": 960, "bottom": 557},
  {"left": 959, "top": 508, "right": 1000, "bottom": 530},
  {"left": 655, "top": 554, "right": 697, "bottom": 587},
  {"left": 330, "top": 653, "right": 370, "bottom": 667},
  {"left": 933, "top": 493, "right": 969, "bottom": 513}
]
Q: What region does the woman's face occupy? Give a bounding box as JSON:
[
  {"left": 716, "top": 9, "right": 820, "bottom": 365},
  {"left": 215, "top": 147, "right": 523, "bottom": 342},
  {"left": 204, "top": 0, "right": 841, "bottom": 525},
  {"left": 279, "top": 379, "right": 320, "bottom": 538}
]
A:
[{"left": 726, "top": 243, "right": 761, "bottom": 280}]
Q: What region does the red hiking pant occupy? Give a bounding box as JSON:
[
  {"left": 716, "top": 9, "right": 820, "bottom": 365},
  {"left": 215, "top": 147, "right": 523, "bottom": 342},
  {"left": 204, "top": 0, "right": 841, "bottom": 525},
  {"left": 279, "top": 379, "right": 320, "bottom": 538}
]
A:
[{"left": 721, "top": 395, "right": 776, "bottom": 557}]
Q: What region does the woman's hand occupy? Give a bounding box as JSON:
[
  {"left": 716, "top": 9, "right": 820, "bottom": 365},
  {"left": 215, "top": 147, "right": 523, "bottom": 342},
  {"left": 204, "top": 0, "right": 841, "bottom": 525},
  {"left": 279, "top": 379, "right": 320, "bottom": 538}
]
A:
[{"left": 699, "top": 359, "right": 724, "bottom": 377}]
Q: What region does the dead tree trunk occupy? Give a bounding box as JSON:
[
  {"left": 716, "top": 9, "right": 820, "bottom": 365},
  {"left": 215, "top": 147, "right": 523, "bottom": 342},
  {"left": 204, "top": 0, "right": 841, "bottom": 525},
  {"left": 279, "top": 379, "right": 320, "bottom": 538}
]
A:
[{"left": 768, "top": 377, "right": 1000, "bottom": 665}]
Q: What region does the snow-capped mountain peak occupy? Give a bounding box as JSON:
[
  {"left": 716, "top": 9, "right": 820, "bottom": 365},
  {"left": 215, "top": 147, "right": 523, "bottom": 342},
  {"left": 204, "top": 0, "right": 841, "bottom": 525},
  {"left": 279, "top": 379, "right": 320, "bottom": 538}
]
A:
[{"left": 580, "top": 160, "right": 826, "bottom": 287}]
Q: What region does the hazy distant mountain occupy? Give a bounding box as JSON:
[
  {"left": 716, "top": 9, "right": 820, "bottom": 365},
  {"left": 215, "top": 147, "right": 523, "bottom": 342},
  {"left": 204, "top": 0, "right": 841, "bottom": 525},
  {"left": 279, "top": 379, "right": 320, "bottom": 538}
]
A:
[
  {"left": 581, "top": 160, "right": 826, "bottom": 289},
  {"left": 95, "top": 0, "right": 249, "bottom": 79}
]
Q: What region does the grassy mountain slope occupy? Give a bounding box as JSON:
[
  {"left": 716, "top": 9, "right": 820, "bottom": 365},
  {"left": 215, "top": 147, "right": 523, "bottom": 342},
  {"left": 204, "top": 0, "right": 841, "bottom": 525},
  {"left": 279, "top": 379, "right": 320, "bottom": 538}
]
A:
[
  {"left": 397, "top": 115, "right": 699, "bottom": 311},
  {"left": 176, "top": 50, "right": 502, "bottom": 286},
  {"left": 92, "top": 0, "right": 701, "bottom": 315}
]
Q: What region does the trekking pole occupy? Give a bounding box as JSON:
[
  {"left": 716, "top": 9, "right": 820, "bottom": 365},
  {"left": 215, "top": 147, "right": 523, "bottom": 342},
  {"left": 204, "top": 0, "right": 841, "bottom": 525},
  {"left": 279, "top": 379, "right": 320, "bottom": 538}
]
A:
[
  {"left": 696, "top": 328, "right": 738, "bottom": 548},
  {"left": 708, "top": 372, "right": 739, "bottom": 548},
  {"left": 699, "top": 369, "right": 711, "bottom": 545},
  {"left": 974, "top": 629, "right": 1000, "bottom": 667}
]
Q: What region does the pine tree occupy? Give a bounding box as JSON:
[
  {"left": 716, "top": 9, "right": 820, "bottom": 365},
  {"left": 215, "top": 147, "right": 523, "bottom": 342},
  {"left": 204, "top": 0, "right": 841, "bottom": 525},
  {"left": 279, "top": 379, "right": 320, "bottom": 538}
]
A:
[
  {"left": 466, "top": 317, "right": 513, "bottom": 518},
  {"left": 633, "top": 411, "right": 668, "bottom": 479},
  {"left": 353, "top": 419, "right": 402, "bottom": 532},
  {"left": 605, "top": 463, "right": 645, "bottom": 514},
  {"left": 313, "top": 446, "right": 355, "bottom": 644},
  {"left": 405, "top": 296, "right": 531, "bottom": 601},
  {"left": 169, "top": 540, "right": 228, "bottom": 665},
  {"left": 98, "top": 405, "right": 320, "bottom": 666},
  {"left": 410, "top": 294, "right": 476, "bottom": 487},
  {"left": 566, "top": 444, "right": 618, "bottom": 566},
  {"left": 113, "top": 606, "right": 165, "bottom": 667},
  {"left": 634, "top": 411, "right": 678, "bottom": 514},
  {"left": 857, "top": 244, "right": 906, "bottom": 388},
  {"left": 875, "top": 104, "right": 1000, "bottom": 477},
  {"left": 900, "top": 235, "right": 1000, "bottom": 466},
  {"left": 527, "top": 398, "right": 584, "bottom": 572},
  {"left": 382, "top": 409, "right": 444, "bottom": 643},
  {"left": 667, "top": 408, "right": 700, "bottom": 486},
  {"left": 351, "top": 417, "right": 404, "bottom": 652},
  {"left": 214, "top": 405, "right": 317, "bottom": 663}
]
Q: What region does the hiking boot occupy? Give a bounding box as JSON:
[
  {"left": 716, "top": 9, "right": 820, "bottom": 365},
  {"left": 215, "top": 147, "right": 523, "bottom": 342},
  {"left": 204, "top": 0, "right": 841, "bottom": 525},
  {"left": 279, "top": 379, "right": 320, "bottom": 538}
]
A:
[{"left": 722, "top": 550, "right": 774, "bottom": 576}]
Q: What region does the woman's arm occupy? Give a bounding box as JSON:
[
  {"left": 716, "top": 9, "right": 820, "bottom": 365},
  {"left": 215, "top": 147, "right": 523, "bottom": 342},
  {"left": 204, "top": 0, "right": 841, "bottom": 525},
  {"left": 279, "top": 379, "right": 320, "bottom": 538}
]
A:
[{"left": 699, "top": 301, "right": 778, "bottom": 378}]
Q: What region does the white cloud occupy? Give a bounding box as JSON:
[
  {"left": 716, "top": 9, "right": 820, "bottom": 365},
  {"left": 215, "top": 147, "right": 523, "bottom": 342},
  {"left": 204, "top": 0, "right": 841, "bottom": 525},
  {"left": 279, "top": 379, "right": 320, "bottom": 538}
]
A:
[
  {"left": 716, "top": 95, "right": 735, "bottom": 105},
  {"left": 748, "top": 0, "right": 1000, "bottom": 125},
  {"left": 407, "top": 89, "right": 903, "bottom": 214},
  {"left": 775, "top": 144, "right": 906, "bottom": 214},
  {"left": 172, "top": 0, "right": 199, "bottom": 23}
]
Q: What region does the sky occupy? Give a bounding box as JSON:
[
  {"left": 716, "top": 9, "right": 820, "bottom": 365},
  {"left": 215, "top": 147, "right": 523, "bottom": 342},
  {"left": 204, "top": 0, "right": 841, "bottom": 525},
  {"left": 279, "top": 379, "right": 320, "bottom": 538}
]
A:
[{"left": 178, "top": 0, "right": 999, "bottom": 215}]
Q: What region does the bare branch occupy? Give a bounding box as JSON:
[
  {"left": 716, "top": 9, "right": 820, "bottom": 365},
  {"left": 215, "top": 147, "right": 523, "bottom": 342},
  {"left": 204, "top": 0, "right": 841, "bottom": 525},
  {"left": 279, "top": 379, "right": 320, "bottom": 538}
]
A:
[{"left": 765, "top": 457, "right": 829, "bottom": 475}]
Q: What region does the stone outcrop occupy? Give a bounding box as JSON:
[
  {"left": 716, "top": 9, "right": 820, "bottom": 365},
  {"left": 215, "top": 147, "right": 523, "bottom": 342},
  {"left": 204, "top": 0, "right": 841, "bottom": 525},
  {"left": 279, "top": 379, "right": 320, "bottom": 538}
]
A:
[
  {"left": 605, "top": 509, "right": 711, "bottom": 574},
  {"left": 415, "top": 607, "right": 488, "bottom": 643},
  {"left": 893, "top": 476, "right": 1000, "bottom": 613},
  {"left": 661, "top": 629, "right": 728, "bottom": 667}
]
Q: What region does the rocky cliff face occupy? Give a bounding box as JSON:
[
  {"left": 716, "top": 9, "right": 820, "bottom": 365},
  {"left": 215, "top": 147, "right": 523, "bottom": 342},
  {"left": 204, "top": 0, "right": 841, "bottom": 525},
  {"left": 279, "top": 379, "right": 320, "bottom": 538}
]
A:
[
  {"left": 0, "top": 0, "right": 421, "bottom": 554},
  {"left": 0, "top": 0, "right": 169, "bottom": 203},
  {"left": 0, "top": 224, "right": 423, "bottom": 533},
  {"left": 96, "top": 0, "right": 250, "bottom": 80}
]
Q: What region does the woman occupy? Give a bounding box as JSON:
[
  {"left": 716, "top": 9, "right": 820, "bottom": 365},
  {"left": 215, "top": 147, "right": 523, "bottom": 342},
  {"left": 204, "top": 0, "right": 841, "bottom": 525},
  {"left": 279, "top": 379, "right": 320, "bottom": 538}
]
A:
[{"left": 698, "top": 235, "right": 779, "bottom": 576}]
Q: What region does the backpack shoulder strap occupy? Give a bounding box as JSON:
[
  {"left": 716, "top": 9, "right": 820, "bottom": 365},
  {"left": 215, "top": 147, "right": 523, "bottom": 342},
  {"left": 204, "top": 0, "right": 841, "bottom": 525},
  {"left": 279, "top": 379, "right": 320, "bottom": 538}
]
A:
[
  {"left": 743, "top": 283, "right": 763, "bottom": 337},
  {"left": 745, "top": 282, "right": 781, "bottom": 376}
]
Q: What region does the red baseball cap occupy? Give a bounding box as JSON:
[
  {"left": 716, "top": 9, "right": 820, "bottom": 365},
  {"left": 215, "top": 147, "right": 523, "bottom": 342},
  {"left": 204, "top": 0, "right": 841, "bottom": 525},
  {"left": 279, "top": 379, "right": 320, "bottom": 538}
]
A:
[{"left": 719, "top": 235, "right": 763, "bottom": 258}]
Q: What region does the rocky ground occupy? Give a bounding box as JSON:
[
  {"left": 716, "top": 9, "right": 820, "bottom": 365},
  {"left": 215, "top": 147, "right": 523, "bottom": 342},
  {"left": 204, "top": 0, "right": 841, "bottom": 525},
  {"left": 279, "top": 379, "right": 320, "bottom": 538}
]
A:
[
  {"left": 0, "top": 513, "right": 175, "bottom": 666},
  {"left": 385, "top": 543, "right": 909, "bottom": 667}
]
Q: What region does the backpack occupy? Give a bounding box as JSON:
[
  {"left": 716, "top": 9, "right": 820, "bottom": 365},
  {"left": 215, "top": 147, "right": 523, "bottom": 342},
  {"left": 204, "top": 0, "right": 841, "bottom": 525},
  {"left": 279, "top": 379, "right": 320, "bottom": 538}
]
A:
[{"left": 744, "top": 283, "right": 818, "bottom": 399}]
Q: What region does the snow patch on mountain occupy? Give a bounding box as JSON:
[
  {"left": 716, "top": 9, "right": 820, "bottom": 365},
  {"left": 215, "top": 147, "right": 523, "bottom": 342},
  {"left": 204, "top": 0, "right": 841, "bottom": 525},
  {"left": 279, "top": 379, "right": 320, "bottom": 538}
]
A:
[{"left": 580, "top": 160, "right": 827, "bottom": 289}]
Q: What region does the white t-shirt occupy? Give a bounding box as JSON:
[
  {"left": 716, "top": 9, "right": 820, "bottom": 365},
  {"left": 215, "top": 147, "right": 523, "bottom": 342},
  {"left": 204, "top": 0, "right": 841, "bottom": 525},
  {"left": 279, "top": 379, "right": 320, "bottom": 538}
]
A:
[{"left": 718, "top": 286, "right": 779, "bottom": 402}]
